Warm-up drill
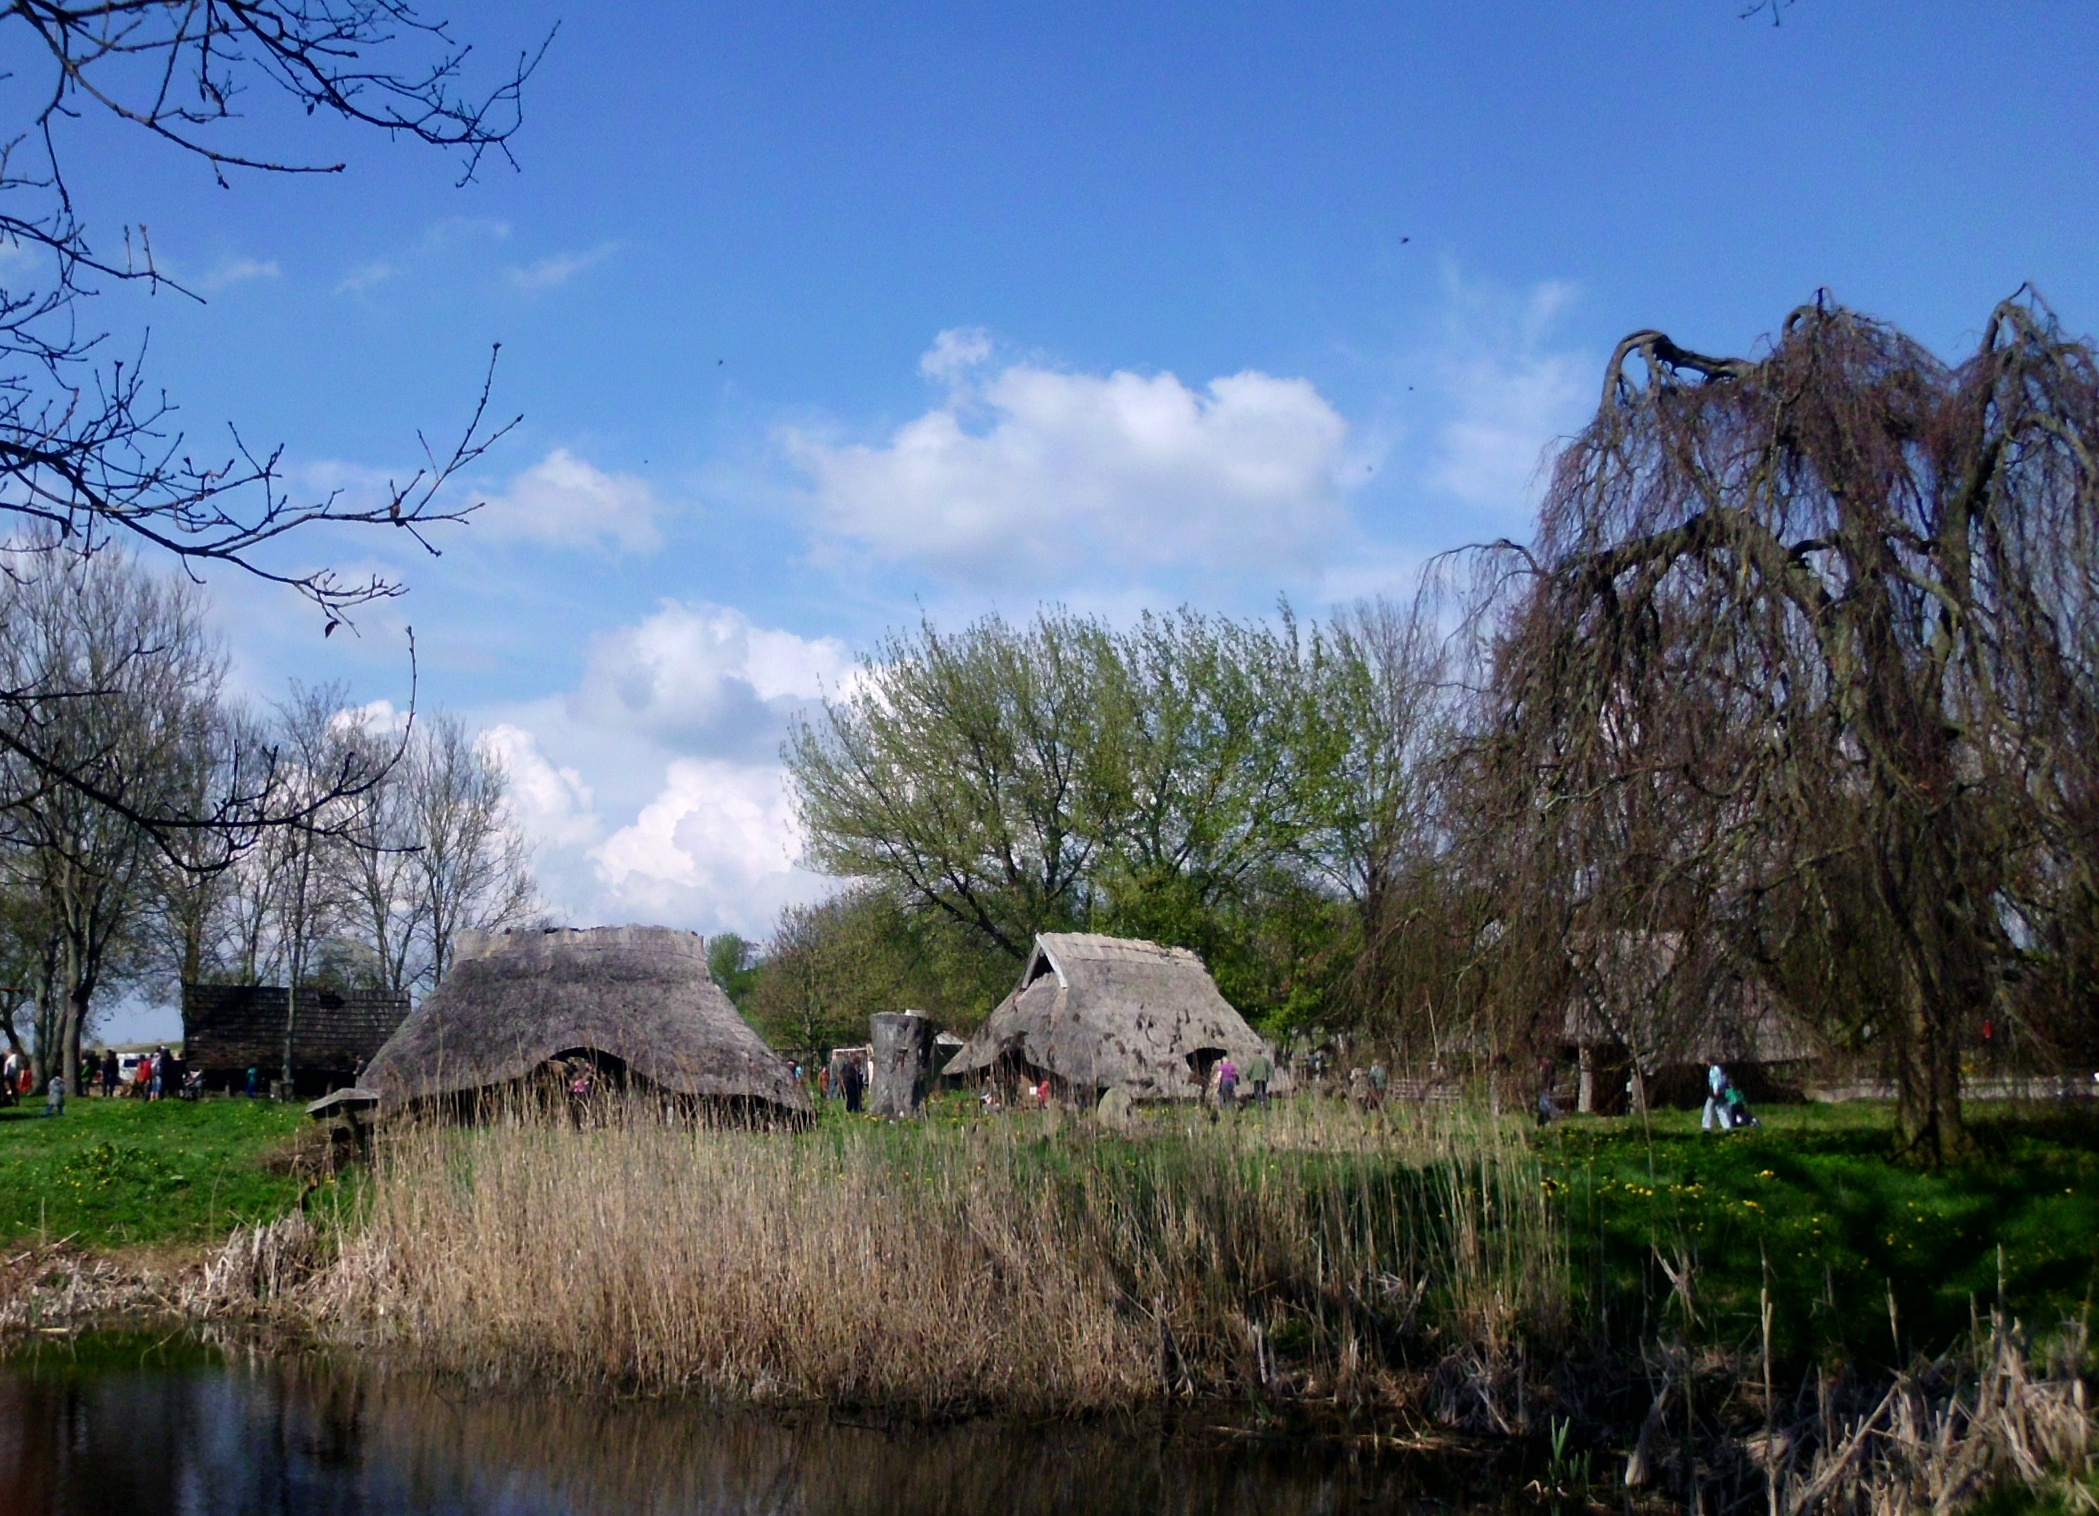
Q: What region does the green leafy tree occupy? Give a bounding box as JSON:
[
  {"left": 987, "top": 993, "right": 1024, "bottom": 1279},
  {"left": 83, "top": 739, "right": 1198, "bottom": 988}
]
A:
[
  {"left": 707, "top": 932, "right": 760, "bottom": 1012},
  {"left": 786, "top": 613, "right": 1121, "bottom": 958},
  {"left": 747, "top": 888, "right": 1008, "bottom": 1055},
  {"left": 785, "top": 606, "right": 1358, "bottom": 1029}
]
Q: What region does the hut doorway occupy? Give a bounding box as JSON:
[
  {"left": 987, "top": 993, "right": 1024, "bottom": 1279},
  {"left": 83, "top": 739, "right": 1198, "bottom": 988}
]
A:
[
  {"left": 544, "top": 1047, "right": 630, "bottom": 1122},
  {"left": 1185, "top": 1047, "right": 1225, "bottom": 1087}
]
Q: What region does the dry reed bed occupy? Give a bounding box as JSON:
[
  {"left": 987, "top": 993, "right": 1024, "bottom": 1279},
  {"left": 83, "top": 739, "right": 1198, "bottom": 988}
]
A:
[
  {"left": 1715, "top": 1317, "right": 2096, "bottom": 1516},
  {"left": 297, "top": 1099, "right": 1566, "bottom": 1414}
]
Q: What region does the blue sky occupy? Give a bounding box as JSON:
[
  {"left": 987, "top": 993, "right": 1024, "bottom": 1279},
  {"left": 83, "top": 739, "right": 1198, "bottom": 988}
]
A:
[{"left": 46, "top": 1, "right": 2099, "bottom": 1014}]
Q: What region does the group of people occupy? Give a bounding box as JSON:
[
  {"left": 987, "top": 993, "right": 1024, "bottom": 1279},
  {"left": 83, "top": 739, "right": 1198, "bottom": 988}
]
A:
[
  {"left": 812, "top": 1052, "right": 869, "bottom": 1113},
  {"left": 1, "top": 1049, "right": 65, "bottom": 1116},
  {"left": 1208, "top": 1050, "right": 1276, "bottom": 1111},
  {"left": 101, "top": 1046, "right": 197, "bottom": 1101},
  {"left": 0, "top": 1045, "right": 208, "bottom": 1115}
]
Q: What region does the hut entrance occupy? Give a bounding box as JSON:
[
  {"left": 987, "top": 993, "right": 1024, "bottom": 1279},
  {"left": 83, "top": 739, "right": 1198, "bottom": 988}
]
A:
[
  {"left": 543, "top": 1047, "right": 630, "bottom": 1120},
  {"left": 990, "top": 1051, "right": 1060, "bottom": 1108},
  {"left": 1185, "top": 1047, "right": 1226, "bottom": 1086}
]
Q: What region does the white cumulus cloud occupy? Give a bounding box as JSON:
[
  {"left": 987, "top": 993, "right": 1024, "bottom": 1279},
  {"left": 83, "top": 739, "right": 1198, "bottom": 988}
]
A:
[
  {"left": 480, "top": 723, "right": 600, "bottom": 848},
  {"left": 475, "top": 448, "right": 662, "bottom": 554},
  {"left": 468, "top": 602, "right": 856, "bottom": 935},
  {"left": 589, "top": 758, "right": 804, "bottom": 913},
  {"left": 571, "top": 600, "right": 852, "bottom": 754},
  {"left": 788, "top": 332, "right": 1353, "bottom": 583}
]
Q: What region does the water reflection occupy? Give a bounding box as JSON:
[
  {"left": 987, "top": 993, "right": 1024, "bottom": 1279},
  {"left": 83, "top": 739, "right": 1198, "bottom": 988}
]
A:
[{"left": 1, "top": 1341, "right": 1483, "bottom": 1515}]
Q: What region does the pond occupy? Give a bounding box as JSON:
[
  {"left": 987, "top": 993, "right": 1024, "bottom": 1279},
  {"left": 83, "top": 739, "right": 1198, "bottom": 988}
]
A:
[{"left": 0, "top": 1338, "right": 1498, "bottom": 1515}]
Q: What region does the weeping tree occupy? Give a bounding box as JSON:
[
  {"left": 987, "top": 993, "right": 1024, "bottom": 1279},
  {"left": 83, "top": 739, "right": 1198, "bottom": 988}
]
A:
[{"left": 1477, "top": 293, "right": 2099, "bottom": 1164}]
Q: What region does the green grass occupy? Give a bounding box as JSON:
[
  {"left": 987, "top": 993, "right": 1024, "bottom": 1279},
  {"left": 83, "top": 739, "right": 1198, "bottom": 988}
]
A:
[
  {"left": 0, "top": 1095, "right": 310, "bottom": 1250},
  {"left": 1540, "top": 1100, "right": 2099, "bottom": 1373}
]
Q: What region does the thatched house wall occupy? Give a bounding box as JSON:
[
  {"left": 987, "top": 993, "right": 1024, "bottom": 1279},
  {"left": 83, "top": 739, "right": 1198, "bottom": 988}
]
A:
[
  {"left": 182, "top": 983, "right": 408, "bottom": 1096},
  {"left": 941, "top": 933, "right": 1278, "bottom": 1103},
  {"left": 1561, "top": 931, "right": 1824, "bottom": 1110},
  {"left": 360, "top": 926, "right": 810, "bottom": 1119}
]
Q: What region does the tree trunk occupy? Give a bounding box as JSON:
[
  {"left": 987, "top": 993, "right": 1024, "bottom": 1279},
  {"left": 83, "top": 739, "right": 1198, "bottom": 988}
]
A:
[
  {"left": 282, "top": 980, "right": 298, "bottom": 1096},
  {"left": 1890, "top": 952, "right": 1972, "bottom": 1165},
  {"left": 869, "top": 1011, "right": 936, "bottom": 1118},
  {"left": 283, "top": 841, "right": 313, "bottom": 1095},
  {"left": 1876, "top": 815, "right": 1979, "bottom": 1167},
  {"left": 58, "top": 934, "right": 91, "bottom": 1099},
  {"left": 63, "top": 983, "right": 87, "bottom": 1098}
]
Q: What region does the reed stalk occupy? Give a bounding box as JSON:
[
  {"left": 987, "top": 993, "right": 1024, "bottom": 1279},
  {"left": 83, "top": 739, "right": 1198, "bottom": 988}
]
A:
[{"left": 299, "top": 1096, "right": 1567, "bottom": 1414}]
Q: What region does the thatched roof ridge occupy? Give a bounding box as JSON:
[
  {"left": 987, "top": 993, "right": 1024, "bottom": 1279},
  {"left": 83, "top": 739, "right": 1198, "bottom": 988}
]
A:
[
  {"left": 361, "top": 925, "right": 809, "bottom": 1115},
  {"left": 942, "top": 932, "right": 1278, "bottom": 1101}
]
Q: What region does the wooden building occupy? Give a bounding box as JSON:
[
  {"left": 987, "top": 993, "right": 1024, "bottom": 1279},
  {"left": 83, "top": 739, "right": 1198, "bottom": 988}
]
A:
[{"left": 182, "top": 983, "right": 410, "bottom": 1097}]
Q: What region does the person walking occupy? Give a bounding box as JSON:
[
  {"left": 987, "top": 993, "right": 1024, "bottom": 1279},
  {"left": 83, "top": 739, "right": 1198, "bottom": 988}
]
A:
[
  {"left": 1216, "top": 1055, "right": 1239, "bottom": 1112},
  {"left": 1702, "top": 1063, "right": 1732, "bottom": 1132},
  {"left": 148, "top": 1046, "right": 166, "bottom": 1101},
  {"left": 842, "top": 1055, "right": 865, "bottom": 1114},
  {"left": 99, "top": 1049, "right": 118, "bottom": 1098},
  {"left": 1536, "top": 1056, "right": 1562, "bottom": 1125},
  {"left": 1247, "top": 1048, "right": 1273, "bottom": 1109},
  {"left": 43, "top": 1073, "right": 65, "bottom": 1117}
]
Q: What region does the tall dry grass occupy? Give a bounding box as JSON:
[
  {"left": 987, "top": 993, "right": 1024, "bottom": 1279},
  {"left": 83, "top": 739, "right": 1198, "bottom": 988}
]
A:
[{"left": 296, "top": 1097, "right": 1567, "bottom": 1414}]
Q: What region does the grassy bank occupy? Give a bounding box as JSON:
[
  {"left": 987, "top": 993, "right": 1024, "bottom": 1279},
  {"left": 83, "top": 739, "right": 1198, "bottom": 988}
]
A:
[
  {"left": 1547, "top": 1102, "right": 2099, "bottom": 1374},
  {"left": 0, "top": 1096, "right": 311, "bottom": 1250}
]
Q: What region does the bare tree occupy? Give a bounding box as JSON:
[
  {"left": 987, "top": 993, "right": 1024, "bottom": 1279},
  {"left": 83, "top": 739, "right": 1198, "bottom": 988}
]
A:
[
  {"left": 1313, "top": 597, "right": 1465, "bottom": 1053},
  {"left": 0, "top": 878, "right": 56, "bottom": 1072},
  {"left": 1472, "top": 293, "right": 2099, "bottom": 1163},
  {"left": 263, "top": 683, "right": 360, "bottom": 1089},
  {"left": 0, "top": 2, "right": 540, "bottom": 844},
  {"left": 331, "top": 712, "right": 426, "bottom": 997},
  {"left": 400, "top": 713, "right": 535, "bottom": 991},
  {"left": 0, "top": 542, "right": 224, "bottom": 1088},
  {"left": 138, "top": 702, "right": 260, "bottom": 995}
]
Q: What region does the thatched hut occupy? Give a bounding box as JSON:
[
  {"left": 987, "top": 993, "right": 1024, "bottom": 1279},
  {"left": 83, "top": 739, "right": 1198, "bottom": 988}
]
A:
[
  {"left": 1560, "top": 932, "right": 1823, "bottom": 1112},
  {"left": 359, "top": 925, "right": 810, "bottom": 1121},
  {"left": 941, "top": 933, "right": 1279, "bottom": 1103}
]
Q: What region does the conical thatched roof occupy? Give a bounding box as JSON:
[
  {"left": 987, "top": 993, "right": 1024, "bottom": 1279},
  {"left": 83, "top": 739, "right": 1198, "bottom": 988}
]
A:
[
  {"left": 941, "top": 933, "right": 1279, "bottom": 1102},
  {"left": 361, "top": 926, "right": 810, "bottom": 1117}
]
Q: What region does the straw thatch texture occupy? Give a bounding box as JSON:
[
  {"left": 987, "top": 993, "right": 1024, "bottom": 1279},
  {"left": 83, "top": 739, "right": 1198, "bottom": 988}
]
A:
[
  {"left": 942, "top": 933, "right": 1278, "bottom": 1102},
  {"left": 361, "top": 926, "right": 810, "bottom": 1117},
  {"left": 1561, "top": 931, "right": 1824, "bottom": 1070}
]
